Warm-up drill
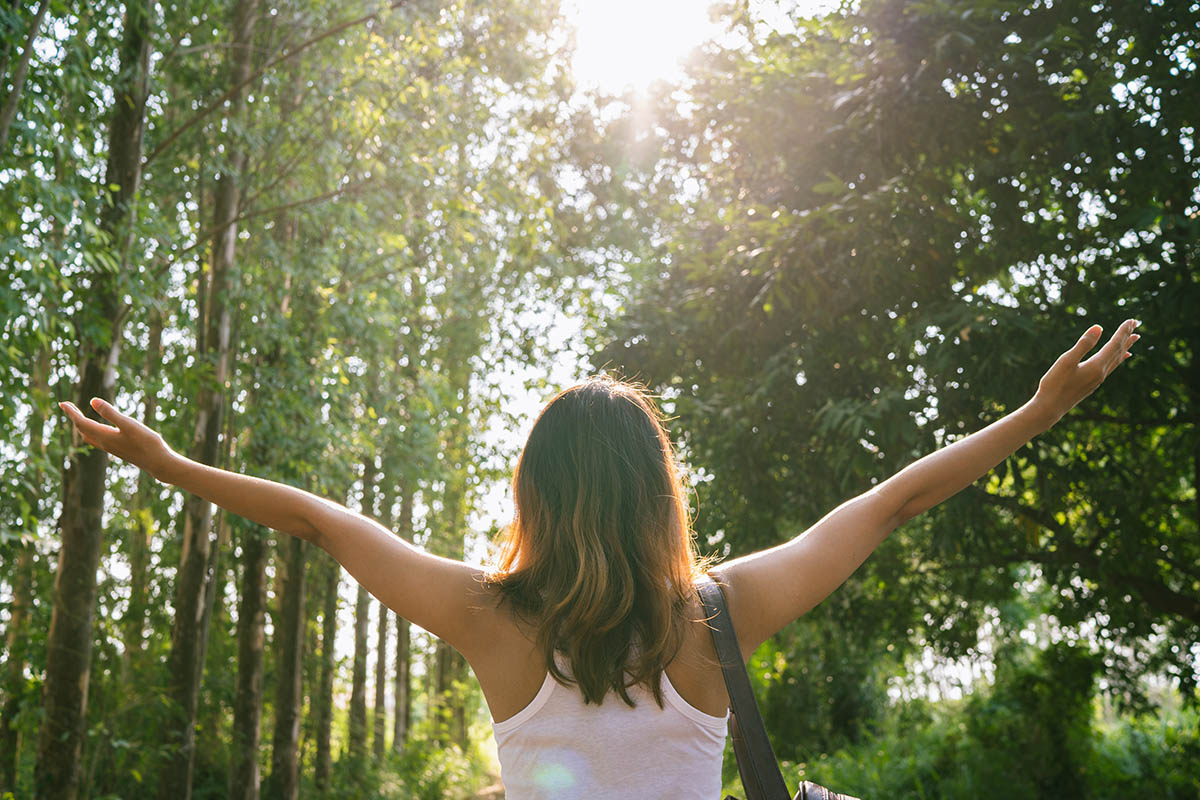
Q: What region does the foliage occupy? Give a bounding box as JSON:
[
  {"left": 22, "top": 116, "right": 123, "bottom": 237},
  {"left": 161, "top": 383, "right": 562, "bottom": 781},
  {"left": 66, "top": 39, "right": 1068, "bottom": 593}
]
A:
[
  {"left": 2, "top": 0, "right": 578, "bottom": 795},
  {"left": 721, "top": 643, "right": 1199, "bottom": 799},
  {"left": 1, "top": 0, "right": 1196, "bottom": 794},
  {"left": 587, "top": 0, "right": 1199, "bottom": 763}
]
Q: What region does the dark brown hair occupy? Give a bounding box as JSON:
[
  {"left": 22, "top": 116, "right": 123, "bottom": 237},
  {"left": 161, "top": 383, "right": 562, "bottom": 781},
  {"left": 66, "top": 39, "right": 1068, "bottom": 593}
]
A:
[{"left": 487, "top": 374, "right": 710, "bottom": 707}]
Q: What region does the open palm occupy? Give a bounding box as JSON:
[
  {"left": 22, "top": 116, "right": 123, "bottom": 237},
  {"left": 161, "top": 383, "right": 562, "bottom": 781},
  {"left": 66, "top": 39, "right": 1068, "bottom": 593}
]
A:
[
  {"left": 60, "top": 398, "right": 174, "bottom": 477},
  {"left": 1033, "top": 319, "right": 1140, "bottom": 424}
]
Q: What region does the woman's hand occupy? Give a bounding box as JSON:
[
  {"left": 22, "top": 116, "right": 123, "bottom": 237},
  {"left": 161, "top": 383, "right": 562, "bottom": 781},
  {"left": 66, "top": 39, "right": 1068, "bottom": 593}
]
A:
[
  {"left": 1031, "top": 319, "right": 1141, "bottom": 427},
  {"left": 60, "top": 398, "right": 177, "bottom": 479}
]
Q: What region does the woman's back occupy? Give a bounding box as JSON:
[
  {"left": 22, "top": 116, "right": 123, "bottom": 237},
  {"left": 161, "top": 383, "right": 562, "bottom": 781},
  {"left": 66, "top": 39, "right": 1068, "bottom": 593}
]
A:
[
  {"left": 469, "top": 588, "right": 731, "bottom": 799},
  {"left": 491, "top": 643, "right": 727, "bottom": 799}
]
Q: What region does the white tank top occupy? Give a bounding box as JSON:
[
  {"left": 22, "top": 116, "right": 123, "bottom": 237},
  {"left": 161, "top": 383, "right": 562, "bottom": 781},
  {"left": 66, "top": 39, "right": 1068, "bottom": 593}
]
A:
[{"left": 492, "top": 657, "right": 729, "bottom": 799}]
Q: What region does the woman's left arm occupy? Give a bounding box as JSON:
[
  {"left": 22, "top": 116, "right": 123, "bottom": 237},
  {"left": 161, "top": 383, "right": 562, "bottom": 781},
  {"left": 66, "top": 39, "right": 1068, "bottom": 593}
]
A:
[
  {"left": 60, "top": 398, "right": 491, "bottom": 655},
  {"left": 720, "top": 319, "right": 1141, "bottom": 657}
]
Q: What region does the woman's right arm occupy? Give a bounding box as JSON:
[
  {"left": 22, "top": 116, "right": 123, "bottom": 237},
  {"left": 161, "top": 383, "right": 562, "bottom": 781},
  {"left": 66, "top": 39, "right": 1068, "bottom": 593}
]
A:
[
  {"left": 718, "top": 320, "right": 1141, "bottom": 659},
  {"left": 60, "top": 398, "right": 493, "bottom": 656}
]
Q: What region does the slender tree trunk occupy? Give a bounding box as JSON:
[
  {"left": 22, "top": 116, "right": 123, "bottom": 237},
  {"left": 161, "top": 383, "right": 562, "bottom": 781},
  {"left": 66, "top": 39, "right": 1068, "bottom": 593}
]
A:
[
  {"left": 434, "top": 415, "right": 470, "bottom": 748},
  {"left": 369, "top": 480, "right": 394, "bottom": 759},
  {"left": 263, "top": 535, "right": 306, "bottom": 800},
  {"left": 348, "top": 585, "right": 371, "bottom": 763},
  {"left": 123, "top": 309, "right": 164, "bottom": 664},
  {"left": 372, "top": 600, "right": 389, "bottom": 758},
  {"left": 158, "top": 2, "right": 258, "bottom": 796},
  {"left": 314, "top": 552, "right": 340, "bottom": 791},
  {"left": 197, "top": 507, "right": 231, "bottom": 687},
  {"left": 0, "top": 340, "right": 51, "bottom": 793},
  {"left": 347, "top": 457, "right": 376, "bottom": 765},
  {"left": 1, "top": 545, "right": 33, "bottom": 793},
  {"left": 393, "top": 615, "right": 411, "bottom": 753},
  {"left": 0, "top": 0, "right": 50, "bottom": 150},
  {"left": 229, "top": 524, "right": 268, "bottom": 800},
  {"left": 391, "top": 484, "right": 414, "bottom": 753},
  {"left": 34, "top": 3, "right": 152, "bottom": 796},
  {"left": 348, "top": 588, "right": 371, "bottom": 746}
]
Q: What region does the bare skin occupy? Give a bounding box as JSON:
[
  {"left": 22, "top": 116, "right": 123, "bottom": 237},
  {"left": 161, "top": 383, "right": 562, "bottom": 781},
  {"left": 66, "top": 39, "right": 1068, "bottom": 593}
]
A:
[{"left": 61, "top": 320, "right": 1140, "bottom": 721}]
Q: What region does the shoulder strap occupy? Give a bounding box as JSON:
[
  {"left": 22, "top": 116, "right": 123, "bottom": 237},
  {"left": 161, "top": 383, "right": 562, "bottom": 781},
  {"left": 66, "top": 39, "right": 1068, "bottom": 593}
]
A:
[{"left": 698, "top": 578, "right": 792, "bottom": 800}]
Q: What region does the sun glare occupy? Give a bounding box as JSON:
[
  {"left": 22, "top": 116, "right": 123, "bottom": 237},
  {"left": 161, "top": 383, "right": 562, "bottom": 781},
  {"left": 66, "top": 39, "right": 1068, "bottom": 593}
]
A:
[
  {"left": 566, "top": 0, "right": 842, "bottom": 94},
  {"left": 566, "top": 0, "right": 722, "bottom": 94}
]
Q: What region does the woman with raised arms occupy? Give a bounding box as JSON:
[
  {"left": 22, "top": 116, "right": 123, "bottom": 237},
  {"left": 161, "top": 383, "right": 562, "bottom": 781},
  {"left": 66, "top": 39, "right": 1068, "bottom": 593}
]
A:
[{"left": 61, "top": 319, "right": 1140, "bottom": 798}]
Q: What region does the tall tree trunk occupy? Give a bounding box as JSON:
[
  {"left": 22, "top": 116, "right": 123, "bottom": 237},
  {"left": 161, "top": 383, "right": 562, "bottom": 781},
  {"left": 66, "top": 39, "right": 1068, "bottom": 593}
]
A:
[
  {"left": 0, "top": 0, "right": 50, "bottom": 150},
  {"left": 314, "top": 552, "right": 340, "bottom": 791},
  {"left": 348, "top": 586, "right": 371, "bottom": 763},
  {"left": 123, "top": 309, "right": 164, "bottom": 665},
  {"left": 229, "top": 524, "right": 268, "bottom": 800},
  {"left": 158, "top": 2, "right": 258, "bottom": 796},
  {"left": 393, "top": 614, "right": 411, "bottom": 753},
  {"left": 372, "top": 600, "right": 389, "bottom": 758},
  {"left": 0, "top": 338, "right": 51, "bottom": 793},
  {"left": 434, "top": 394, "right": 471, "bottom": 749},
  {"left": 391, "top": 484, "right": 414, "bottom": 753},
  {"left": 346, "top": 457, "right": 376, "bottom": 765},
  {"left": 369, "top": 480, "right": 395, "bottom": 759},
  {"left": 1, "top": 545, "right": 33, "bottom": 793},
  {"left": 33, "top": 2, "right": 152, "bottom": 796},
  {"left": 263, "top": 535, "right": 306, "bottom": 800}
]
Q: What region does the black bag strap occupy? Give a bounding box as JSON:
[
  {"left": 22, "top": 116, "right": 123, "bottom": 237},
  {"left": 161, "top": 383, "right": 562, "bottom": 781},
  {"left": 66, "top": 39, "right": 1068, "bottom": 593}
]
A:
[{"left": 698, "top": 577, "right": 791, "bottom": 800}]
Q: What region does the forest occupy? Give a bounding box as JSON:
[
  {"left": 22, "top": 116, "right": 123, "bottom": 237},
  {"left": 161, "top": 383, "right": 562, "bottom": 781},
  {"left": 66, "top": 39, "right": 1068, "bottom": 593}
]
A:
[{"left": 1, "top": 0, "right": 1197, "bottom": 798}]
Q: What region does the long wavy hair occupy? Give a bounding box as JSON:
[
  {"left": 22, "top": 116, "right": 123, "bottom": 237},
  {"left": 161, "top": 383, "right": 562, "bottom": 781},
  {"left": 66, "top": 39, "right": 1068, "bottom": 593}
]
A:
[{"left": 487, "top": 375, "right": 710, "bottom": 708}]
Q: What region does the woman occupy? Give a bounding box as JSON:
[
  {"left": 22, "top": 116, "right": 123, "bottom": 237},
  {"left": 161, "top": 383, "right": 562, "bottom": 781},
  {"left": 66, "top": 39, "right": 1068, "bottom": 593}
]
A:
[{"left": 61, "top": 319, "right": 1139, "bottom": 798}]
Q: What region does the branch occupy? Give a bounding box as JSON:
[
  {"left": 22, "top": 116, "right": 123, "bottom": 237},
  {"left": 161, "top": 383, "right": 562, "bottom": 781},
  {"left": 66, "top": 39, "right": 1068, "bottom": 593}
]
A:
[
  {"left": 168, "top": 176, "right": 376, "bottom": 262},
  {"left": 1066, "top": 411, "right": 1196, "bottom": 427},
  {"left": 0, "top": 0, "right": 51, "bottom": 150},
  {"left": 971, "top": 488, "right": 1200, "bottom": 626},
  {"left": 143, "top": 0, "right": 411, "bottom": 168}
]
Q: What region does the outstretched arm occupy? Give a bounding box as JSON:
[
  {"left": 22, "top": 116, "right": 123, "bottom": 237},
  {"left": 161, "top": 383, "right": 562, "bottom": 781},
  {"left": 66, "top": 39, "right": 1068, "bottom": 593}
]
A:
[
  {"left": 59, "top": 399, "right": 491, "bottom": 654},
  {"left": 719, "top": 320, "right": 1141, "bottom": 658}
]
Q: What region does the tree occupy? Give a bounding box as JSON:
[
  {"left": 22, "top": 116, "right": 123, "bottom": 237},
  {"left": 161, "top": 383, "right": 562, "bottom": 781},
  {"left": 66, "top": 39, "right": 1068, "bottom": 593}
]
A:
[
  {"left": 313, "top": 552, "right": 340, "bottom": 791},
  {"left": 590, "top": 0, "right": 1199, "bottom": 756},
  {"left": 158, "top": 0, "right": 261, "bottom": 792},
  {"left": 34, "top": 2, "right": 153, "bottom": 795}
]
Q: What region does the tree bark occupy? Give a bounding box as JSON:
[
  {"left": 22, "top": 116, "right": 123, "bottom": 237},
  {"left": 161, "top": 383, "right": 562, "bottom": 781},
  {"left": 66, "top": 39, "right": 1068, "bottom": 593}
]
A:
[
  {"left": 157, "top": 2, "right": 259, "bottom": 796},
  {"left": 372, "top": 600, "right": 389, "bottom": 758},
  {"left": 393, "top": 614, "right": 411, "bottom": 753},
  {"left": 392, "top": 484, "right": 415, "bottom": 753},
  {"left": 0, "top": 0, "right": 50, "bottom": 150},
  {"left": 229, "top": 524, "right": 269, "bottom": 800},
  {"left": 433, "top": 386, "right": 471, "bottom": 749},
  {"left": 123, "top": 309, "right": 164, "bottom": 665},
  {"left": 347, "top": 457, "right": 376, "bottom": 765},
  {"left": 348, "top": 585, "right": 371, "bottom": 763},
  {"left": 33, "top": 2, "right": 152, "bottom": 796},
  {"left": 263, "top": 535, "right": 306, "bottom": 800},
  {"left": 0, "top": 336, "right": 51, "bottom": 793},
  {"left": 1, "top": 545, "right": 34, "bottom": 794},
  {"left": 314, "top": 552, "right": 340, "bottom": 791}
]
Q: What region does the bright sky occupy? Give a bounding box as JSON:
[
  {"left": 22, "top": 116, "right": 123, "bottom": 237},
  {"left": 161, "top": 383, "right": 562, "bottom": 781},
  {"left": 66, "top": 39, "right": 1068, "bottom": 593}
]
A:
[
  {"left": 566, "top": 0, "right": 841, "bottom": 94},
  {"left": 566, "top": 0, "right": 723, "bottom": 93}
]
